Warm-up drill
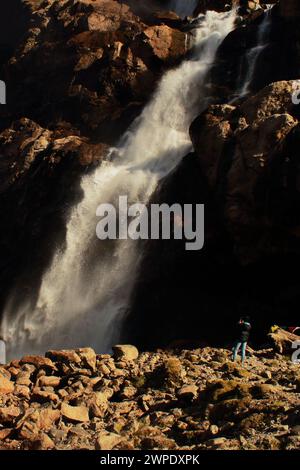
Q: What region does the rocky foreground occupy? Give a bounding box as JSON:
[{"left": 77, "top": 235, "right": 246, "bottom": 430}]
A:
[{"left": 0, "top": 345, "right": 300, "bottom": 450}]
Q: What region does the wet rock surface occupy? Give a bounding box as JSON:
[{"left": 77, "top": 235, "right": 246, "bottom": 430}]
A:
[{"left": 0, "top": 345, "right": 300, "bottom": 450}]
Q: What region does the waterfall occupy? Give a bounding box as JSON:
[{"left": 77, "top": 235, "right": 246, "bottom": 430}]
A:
[
  {"left": 168, "top": 0, "right": 198, "bottom": 17},
  {"left": 1, "top": 10, "right": 236, "bottom": 360},
  {"left": 236, "top": 8, "right": 272, "bottom": 98}
]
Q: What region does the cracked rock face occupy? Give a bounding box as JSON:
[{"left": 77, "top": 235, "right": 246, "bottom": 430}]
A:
[{"left": 190, "top": 80, "right": 300, "bottom": 264}]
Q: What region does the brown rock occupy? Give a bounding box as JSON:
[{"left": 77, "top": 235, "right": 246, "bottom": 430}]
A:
[
  {"left": 205, "top": 437, "right": 231, "bottom": 449},
  {"left": 20, "top": 355, "right": 56, "bottom": 370},
  {"left": 14, "top": 385, "right": 31, "bottom": 399},
  {"left": 285, "top": 436, "right": 300, "bottom": 450},
  {"left": 32, "top": 387, "right": 59, "bottom": 403},
  {"left": 161, "top": 357, "right": 185, "bottom": 385},
  {"left": 142, "top": 25, "right": 186, "bottom": 61},
  {"left": 16, "top": 371, "right": 32, "bottom": 387},
  {"left": 46, "top": 350, "right": 81, "bottom": 364},
  {"left": 88, "top": 389, "right": 112, "bottom": 418},
  {"left": 32, "top": 433, "right": 55, "bottom": 450},
  {"left": 112, "top": 345, "right": 139, "bottom": 361},
  {"left": 141, "top": 435, "right": 177, "bottom": 450},
  {"left": 17, "top": 408, "right": 61, "bottom": 440},
  {"left": 0, "top": 367, "right": 11, "bottom": 380},
  {"left": 210, "top": 424, "right": 219, "bottom": 435},
  {"left": 76, "top": 348, "right": 97, "bottom": 370},
  {"left": 120, "top": 385, "right": 137, "bottom": 400},
  {"left": 0, "top": 374, "right": 14, "bottom": 394},
  {"left": 61, "top": 403, "right": 89, "bottom": 423},
  {"left": 0, "top": 428, "right": 13, "bottom": 440},
  {"left": 95, "top": 432, "right": 122, "bottom": 450},
  {"left": 204, "top": 379, "right": 251, "bottom": 402},
  {"left": 7, "top": 367, "right": 20, "bottom": 378},
  {"left": 0, "top": 405, "right": 21, "bottom": 424},
  {"left": 37, "top": 376, "right": 61, "bottom": 388},
  {"left": 177, "top": 384, "right": 198, "bottom": 400}
]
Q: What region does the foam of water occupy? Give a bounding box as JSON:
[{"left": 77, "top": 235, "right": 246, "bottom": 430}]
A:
[{"left": 2, "top": 10, "right": 236, "bottom": 360}]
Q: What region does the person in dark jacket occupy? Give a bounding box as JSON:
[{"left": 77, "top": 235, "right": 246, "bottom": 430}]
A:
[{"left": 232, "top": 316, "right": 251, "bottom": 363}]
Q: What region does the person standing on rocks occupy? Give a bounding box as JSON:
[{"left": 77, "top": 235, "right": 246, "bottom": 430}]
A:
[{"left": 232, "top": 316, "right": 251, "bottom": 364}]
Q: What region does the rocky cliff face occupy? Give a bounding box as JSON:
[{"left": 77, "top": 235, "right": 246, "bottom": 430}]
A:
[
  {"left": 1, "top": 345, "right": 300, "bottom": 450},
  {"left": 190, "top": 81, "right": 300, "bottom": 264}
]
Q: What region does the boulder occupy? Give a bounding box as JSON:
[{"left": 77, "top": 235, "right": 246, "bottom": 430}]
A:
[
  {"left": 0, "top": 428, "right": 13, "bottom": 440},
  {"left": 162, "top": 357, "right": 184, "bottom": 384},
  {"left": 112, "top": 345, "right": 139, "bottom": 361},
  {"left": 46, "top": 350, "right": 82, "bottom": 364},
  {"left": 268, "top": 326, "right": 300, "bottom": 355},
  {"left": 0, "top": 374, "right": 14, "bottom": 394},
  {"left": 14, "top": 385, "right": 31, "bottom": 399},
  {"left": 76, "top": 348, "right": 97, "bottom": 370},
  {"left": 37, "top": 376, "right": 61, "bottom": 388},
  {"left": 0, "top": 405, "right": 21, "bottom": 424},
  {"left": 205, "top": 437, "right": 230, "bottom": 449},
  {"left": 141, "top": 435, "right": 177, "bottom": 450},
  {"left": 177, "top": 384, "right": 198, "bottom": 400},
  {"left": 204, "top": 379, "right": 252, "bottom": 402},
  {"left": 0, "top": 367, "right": 11, "bottom": 380},
  {"left": 31, "top": 388, "right": 59, "bottom": 403},
  {"left": 61, "top": 403, "right": 89, "bottom": 423},
  {"left": 141, "top": 25, "right": 186, "bottom": 61},
  {"left": 20, "top": 355, "right": 56, "bottom": 370},
  {"left": 120, "top": 385, "right": 137, "bottom": 400},
  {"left": 32, "top": 433, "right": 55, "bottom": 450},
  {"left": 16, "top": 371, "right": 32, "bottom": 387},
  {"left": 95, "top": 432, "right": 122, "bottom": 450},
  {"left": 17, "top": 408, "right": 61, "bottom": 440}
]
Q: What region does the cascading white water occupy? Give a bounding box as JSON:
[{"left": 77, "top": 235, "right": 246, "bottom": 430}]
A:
[
  {"left": 2, "top": 10, "right": 236, "bottom": 360},
  {"left": 168, "top": 0, "right": 198, "bottom": 17},
  {"left": 236, "top": 8, "right": 272, "bottom": 97}
]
